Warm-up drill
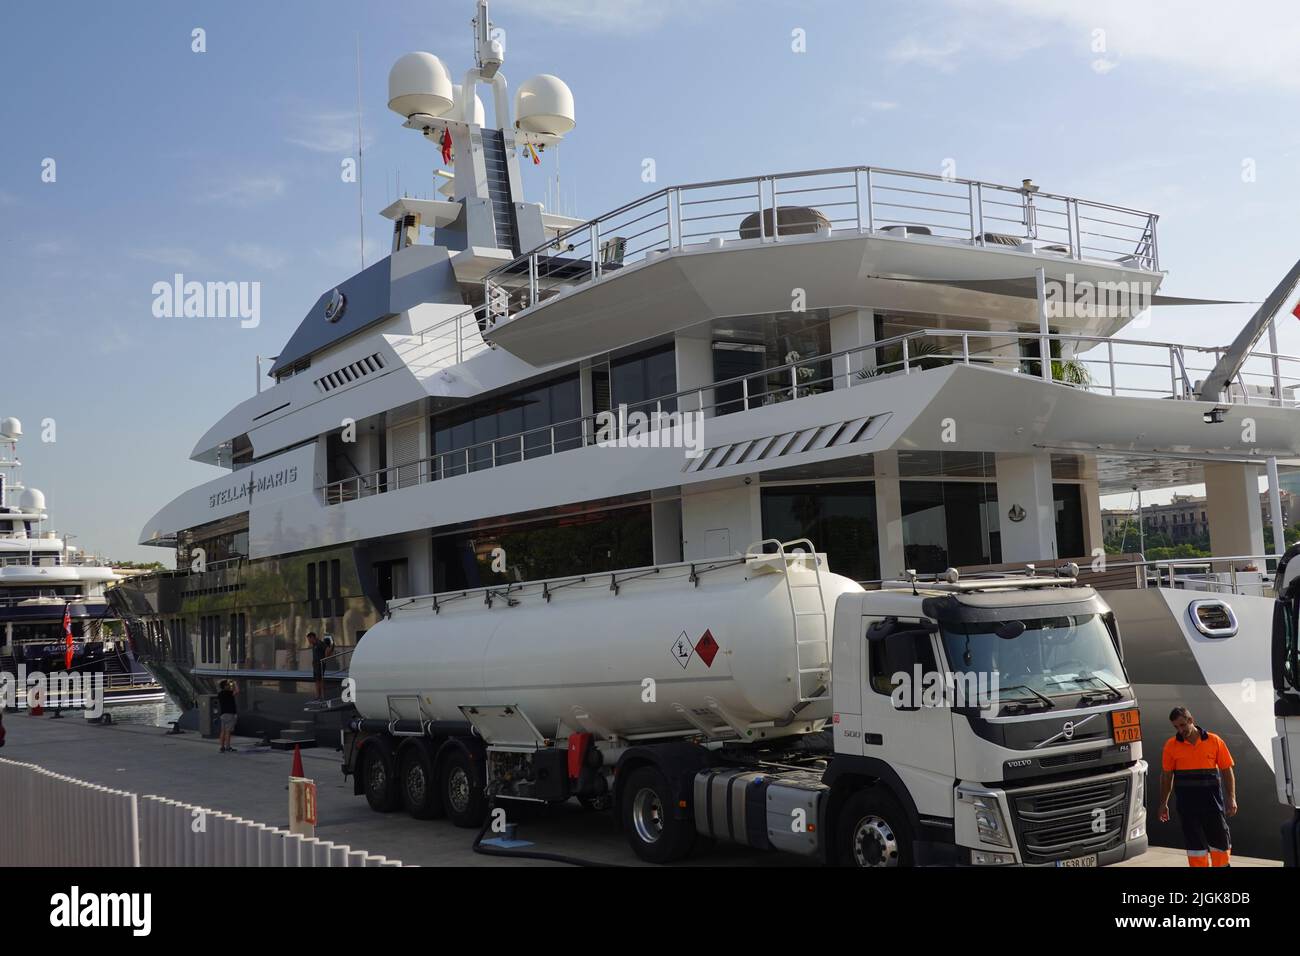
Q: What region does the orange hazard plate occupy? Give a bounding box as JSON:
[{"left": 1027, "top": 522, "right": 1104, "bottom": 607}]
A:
[{"left": 1111, "top": 708, "right": 1141, "bottom": 743}]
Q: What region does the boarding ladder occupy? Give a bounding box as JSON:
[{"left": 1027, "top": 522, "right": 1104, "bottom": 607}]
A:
[{"left": 754, "top": 538, "right": 832, "bottom": 703}]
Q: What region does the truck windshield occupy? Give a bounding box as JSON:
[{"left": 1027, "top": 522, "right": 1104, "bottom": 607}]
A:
[{"left": 940, "top": 613, "right": 1129, "bottom": 706}]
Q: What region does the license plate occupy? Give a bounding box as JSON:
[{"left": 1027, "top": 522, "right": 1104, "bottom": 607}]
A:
[
  {"left": 1111, "top": 707, "right": 1141, "bottom": 743},
  {"left": 1056, "top": 854, "right": 1098, "bottom": 868}
]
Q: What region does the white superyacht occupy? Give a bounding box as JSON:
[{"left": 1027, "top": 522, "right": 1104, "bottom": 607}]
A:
[{"left": 111, "top": 1, "right": 1300, "bottom": 858}]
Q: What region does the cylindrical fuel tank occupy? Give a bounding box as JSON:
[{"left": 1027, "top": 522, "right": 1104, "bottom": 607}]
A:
[{"left": 350, "top": 555, "right": 863, "bottom": 739}]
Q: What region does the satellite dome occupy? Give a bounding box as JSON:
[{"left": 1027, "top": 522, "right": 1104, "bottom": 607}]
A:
[
  {"left": 515, "top": 74, "right": 575, "bottom": 136},
  {"left": 388, "top": 52, "right": 454, "bottom": 120},
  {"left": 0, "top": 417, "right": 21, "bottom": 439},
  {"left": 451, "top": 84, "right": 486, "bottom": 126},
  {"left": 19, "top": 487, "right": 45, "bottom": 513}
]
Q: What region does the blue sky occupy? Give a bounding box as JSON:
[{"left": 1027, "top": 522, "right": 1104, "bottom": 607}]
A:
[{"left": 2, "top": 0, "right": 1299, "bottom": 562}]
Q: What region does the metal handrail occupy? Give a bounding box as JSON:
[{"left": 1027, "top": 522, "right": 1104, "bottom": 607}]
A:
[
  {"left": 483, "top": 165, "right": 1161, "bottom": 325},
  {"left": 320, "top": 327, "right": 1299, "bottom": 505},
  {"left": 386, "top": 303, "right": 493, "bottom": 368}
]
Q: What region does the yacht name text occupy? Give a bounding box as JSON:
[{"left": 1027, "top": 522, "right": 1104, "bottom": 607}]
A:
[{"left": 209, "top": 466, "right": 298, "bottom": 509}]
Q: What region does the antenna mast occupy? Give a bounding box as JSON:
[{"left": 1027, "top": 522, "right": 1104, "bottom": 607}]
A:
[{"left": 355, "top": 33, "right": 366, "bottom": 271}]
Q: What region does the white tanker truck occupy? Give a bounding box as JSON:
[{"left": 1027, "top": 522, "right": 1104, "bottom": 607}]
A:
[{"left": 343, "top": 541, "right": 1149, "bottom": 866}]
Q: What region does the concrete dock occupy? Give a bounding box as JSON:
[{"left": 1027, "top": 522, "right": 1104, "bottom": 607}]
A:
[{"left": 0, "top": 712, "right": 1281, "bottom": 867}]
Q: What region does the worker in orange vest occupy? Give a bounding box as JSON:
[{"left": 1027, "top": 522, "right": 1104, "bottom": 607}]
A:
[{"left": 1157, "top": 706, "right": 1236, "bottom": 867}]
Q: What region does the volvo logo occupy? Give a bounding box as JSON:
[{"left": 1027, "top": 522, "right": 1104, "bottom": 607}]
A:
[
  {"left": 1033, "top": 712, "right": 1099, "bottom": 748},
  {"left": 324, "top": 288, "right": 347, "bottom": 323}
]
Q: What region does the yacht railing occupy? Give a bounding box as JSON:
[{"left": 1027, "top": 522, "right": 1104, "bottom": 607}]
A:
[
  {"left": 482, "top": 166, "right": 1160, "bottom": 325},
  {"left": 386, "top": 303, "right": 492, "bottom": 370},
  {"left": 320, "top": 328, "right": 1297, "bottom": 505}
]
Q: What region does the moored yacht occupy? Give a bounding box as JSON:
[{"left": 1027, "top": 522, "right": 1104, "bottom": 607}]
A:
[
  {"left": 111, "top": 1, "right": 1300, "bottom": 855},
  {"left": 0, "top": 418, "right": 163, "bottom": 708}
]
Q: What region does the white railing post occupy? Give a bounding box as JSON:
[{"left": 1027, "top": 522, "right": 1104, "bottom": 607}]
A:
[
  {"left": 757, "top": 178, "right": 766, "bottom": 240},
  {"left": 1035, "top": 267, "right": 1051, "bottom": 382},
  {"left": 902, "top": 337, "right": 910, "bottom": 374},
  {"left": 967, "top": 181, "right": 977, "bottom": 244},
  {"left": 770, "top": 177, "right": 780, "bottom": 238},
  {"left": 854, "top": 170, "right": 863, "bottom": 231},
  {"left": 590, "top": 222, "right": 599, "bottom": 280},
  {"left": 1064, "top": 198, "right": 1075, "bottom": 258},
  {"left": 865, "top": 168, "right": 875, "bottom": 231}
]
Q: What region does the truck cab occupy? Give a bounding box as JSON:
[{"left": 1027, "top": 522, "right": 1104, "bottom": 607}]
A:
[
  {"left": 1272, "top": 544, "right": 1300, "bottom": 865},
  {"left": 824, "top": 572, "right": 1148, "bottom": 866}
]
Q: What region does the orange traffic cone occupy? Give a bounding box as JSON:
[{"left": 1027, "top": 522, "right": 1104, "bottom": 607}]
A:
[{"left": 291, "top": 744, "right": 304, "bottom": 778}]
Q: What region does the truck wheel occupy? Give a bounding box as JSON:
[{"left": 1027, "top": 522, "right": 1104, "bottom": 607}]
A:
[
  {"left": 400, "top": 745, "right": 444, "bottom": 819},
  {"left": 837, "top": 790, "right": 913, "bottom": 867},
  {"left": 621, "top": 765, "right": 695, "bottom": 864},
  {"left": 440, "top": 748, "right": 487, "bottom": 828},
  {"left": 362, "top": 743, "right": 400, "bottom": 813}
]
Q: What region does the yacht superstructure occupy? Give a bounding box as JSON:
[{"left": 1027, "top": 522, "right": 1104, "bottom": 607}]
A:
[
  {"left": 0, "top": 418, "right": 163, "bottom": 706},
  {"left": 110, "top": 4, "right": 1300, "bottom": 852}
]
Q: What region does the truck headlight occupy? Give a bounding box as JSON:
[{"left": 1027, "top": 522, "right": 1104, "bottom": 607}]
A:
[
  {"left": 1129, "top": 761, "right": 1147, "bottom": 839},
  {"left": 959, "top": 791, "right": 1011, "bottom": 848}
]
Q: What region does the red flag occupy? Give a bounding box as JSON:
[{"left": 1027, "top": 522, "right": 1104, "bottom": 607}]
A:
[
  {"left": 440, "top": 128, "right": 452, "bottom": 165},
  {"left": 63, "top": 605, "right": 73, "bottom": 670}
]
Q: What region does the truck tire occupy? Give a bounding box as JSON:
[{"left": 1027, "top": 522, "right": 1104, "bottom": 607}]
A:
[
  {"left": 837, "top": 789, "right": 913, "bottom": 867},
  {"left": 399, "top": 744, "right": 444, "bottom": 819},
  {"left": 440, "top": 748, "right": 487, "bottom": 828},
  {"left": 362, "top": 742, "right": 400, "bottom": 813},
  {"left": 621, "top": 765, "right": 695, "bottom": 864}
]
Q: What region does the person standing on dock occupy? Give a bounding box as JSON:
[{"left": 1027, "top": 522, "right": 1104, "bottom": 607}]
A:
[
  {"left": 217, "top": 680, "right": 238, "bottom": 753},
  {"left": 1157, "top": 706, "right": 1236, "bottom": 866},
  {"left": 307, "top": 632, "right": 326, "bottom": 702}
]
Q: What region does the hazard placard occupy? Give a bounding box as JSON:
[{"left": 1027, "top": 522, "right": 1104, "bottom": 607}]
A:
[
  {"left": 695, "top": 629, "right": 719, "bottom": 667},
  {"left": 670, "top": 631, "right": 694, "bottom": 668}
]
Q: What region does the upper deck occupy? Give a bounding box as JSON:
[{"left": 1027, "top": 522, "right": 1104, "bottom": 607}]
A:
[{"left": 482, "top": 165, "right": 1161, "bottom": 364}]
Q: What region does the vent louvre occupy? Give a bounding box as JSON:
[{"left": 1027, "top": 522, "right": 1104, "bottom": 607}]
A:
[
  {"left": 683, "top": 414, "right": 888, "bottom": 474},
  {"left": 314, "top": 352, "right": 387, "bottom": 394}
]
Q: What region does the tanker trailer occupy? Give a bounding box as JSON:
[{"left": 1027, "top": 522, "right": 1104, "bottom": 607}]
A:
[{"left": 343, "top": 541, "right": 1149, "bottom": 867}]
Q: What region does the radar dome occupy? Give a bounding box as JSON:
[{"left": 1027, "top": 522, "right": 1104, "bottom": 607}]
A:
[
  {"left": 451, "top": 84, "right": 486, "bottom": 126},
  {"left": 388, "top": 52, "right": 454, "bottom": 120},
  {"left": 515, "top": 74, "right": 575, "bottom": 136},
  {"left": 0, "top": 417, "right": 21, "bottom": 439},
  {"left": 19, "top": 487, "right": 45, "bottom": 513}
]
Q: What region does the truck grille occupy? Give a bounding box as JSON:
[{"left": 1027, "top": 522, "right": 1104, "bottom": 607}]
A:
[{"left": 1009, "top": 776, "right": 1129, "bottom": 864}]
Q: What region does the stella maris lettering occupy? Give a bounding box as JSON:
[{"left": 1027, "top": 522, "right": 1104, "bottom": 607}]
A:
[{"left": 208, "top": 466, "right": 298, "bottom": 509}]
